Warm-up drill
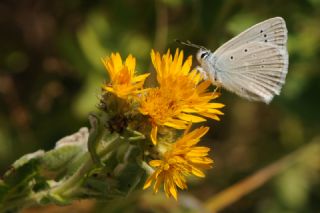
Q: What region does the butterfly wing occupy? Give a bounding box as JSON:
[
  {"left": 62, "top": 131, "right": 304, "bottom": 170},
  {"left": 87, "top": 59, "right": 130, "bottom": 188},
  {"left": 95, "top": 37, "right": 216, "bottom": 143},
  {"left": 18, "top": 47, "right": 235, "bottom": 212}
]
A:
[
  {"left": 214, "top": 17, "right": 287, "bottom": 56},
  {"left": 214, "top": 42, "right": 288, "bottom": 103}
]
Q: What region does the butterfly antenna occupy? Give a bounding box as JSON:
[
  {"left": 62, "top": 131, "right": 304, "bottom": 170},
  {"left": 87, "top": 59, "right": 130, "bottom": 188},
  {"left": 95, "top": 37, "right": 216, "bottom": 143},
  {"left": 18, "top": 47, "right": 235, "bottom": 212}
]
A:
[{"left": 175, "top": 39, "right": 206, "bottom": 49}]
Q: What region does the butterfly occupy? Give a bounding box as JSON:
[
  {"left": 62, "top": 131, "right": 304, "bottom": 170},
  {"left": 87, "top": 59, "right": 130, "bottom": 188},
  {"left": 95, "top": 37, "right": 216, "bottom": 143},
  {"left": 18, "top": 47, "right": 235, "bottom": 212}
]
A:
[{"left": 178, "top": 17, "right": 288, "bottom": 104}]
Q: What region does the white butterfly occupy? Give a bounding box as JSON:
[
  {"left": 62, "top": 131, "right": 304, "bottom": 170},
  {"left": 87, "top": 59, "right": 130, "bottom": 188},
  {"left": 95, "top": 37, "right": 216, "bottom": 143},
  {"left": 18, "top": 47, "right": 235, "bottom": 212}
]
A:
[{"left": 179, "top": 17, "right": 288, "bottom": 104}]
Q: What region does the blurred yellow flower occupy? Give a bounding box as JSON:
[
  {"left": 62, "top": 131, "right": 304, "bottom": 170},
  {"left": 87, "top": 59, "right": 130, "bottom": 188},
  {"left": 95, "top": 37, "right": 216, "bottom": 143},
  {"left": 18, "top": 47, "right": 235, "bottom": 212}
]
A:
[
  {"left": 139, "top": 49, "right": 224, "bottom": 144},
  {"left": 143, "top": 126, "right": 213, "bottom": 200},
  {"left": 102, "top": 53, "right": 149, "bottom": 99}
]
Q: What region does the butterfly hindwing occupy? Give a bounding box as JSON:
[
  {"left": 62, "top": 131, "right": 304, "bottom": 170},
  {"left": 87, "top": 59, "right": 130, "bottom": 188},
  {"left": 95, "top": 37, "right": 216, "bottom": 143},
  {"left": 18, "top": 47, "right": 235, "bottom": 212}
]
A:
[{"left": 214, "top": 42, "right": 288, "bottom": 103}]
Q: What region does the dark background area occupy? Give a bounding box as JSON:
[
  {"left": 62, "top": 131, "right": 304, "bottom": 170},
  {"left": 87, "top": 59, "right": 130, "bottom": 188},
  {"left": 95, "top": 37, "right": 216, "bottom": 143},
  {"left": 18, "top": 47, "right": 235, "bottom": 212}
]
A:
[{"left": 1, "top": 0, "right": 320, "bottom": 212}]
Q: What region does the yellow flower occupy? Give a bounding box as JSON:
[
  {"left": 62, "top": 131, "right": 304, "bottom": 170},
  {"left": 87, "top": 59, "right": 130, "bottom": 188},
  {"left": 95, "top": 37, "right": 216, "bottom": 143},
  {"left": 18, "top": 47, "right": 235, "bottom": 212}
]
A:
[
  {"left": 102, "top": 53, "right": 149, "bottom": 99},
  {"left": 139, "top": 49, "right": 224, "bottom": 144},
  {"left": 143, "top": 126, "right": 213, "bottom": 200}
]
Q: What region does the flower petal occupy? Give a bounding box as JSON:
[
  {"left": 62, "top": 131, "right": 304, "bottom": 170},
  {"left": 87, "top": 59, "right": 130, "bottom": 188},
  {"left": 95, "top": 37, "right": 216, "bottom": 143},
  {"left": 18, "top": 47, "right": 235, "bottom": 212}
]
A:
[{"left": 151, "top": 125, "right": 158, "bottom": 145}]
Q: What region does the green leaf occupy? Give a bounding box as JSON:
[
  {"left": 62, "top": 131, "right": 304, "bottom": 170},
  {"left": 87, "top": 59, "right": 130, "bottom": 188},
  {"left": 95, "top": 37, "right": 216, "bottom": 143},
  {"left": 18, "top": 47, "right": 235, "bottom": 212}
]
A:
[
  {"left": 0, "top": 157, "right": 41, "bottom": 208},
  {"left": 39, "top": 144, "right": 85, "bottom": 179},
  {"left": 39, "top": 127, "right": 89, "bottom": 179}
]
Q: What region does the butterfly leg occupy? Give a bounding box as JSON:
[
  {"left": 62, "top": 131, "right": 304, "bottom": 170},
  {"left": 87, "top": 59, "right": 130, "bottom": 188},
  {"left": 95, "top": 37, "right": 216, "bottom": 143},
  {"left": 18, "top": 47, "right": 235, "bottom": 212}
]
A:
[
  {"left": 213, "top": 85, "right": 221, "bottom": 94},
  {"left": 196, "top": 66, "right": 208, "bottom": 80}
]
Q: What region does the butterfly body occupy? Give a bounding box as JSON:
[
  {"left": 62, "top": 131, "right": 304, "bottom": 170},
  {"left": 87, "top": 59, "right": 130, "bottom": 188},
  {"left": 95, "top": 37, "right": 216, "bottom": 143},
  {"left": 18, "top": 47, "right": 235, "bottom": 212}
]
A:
[{"left": 194, "top": 17, "right": 288, "bottom": 104}]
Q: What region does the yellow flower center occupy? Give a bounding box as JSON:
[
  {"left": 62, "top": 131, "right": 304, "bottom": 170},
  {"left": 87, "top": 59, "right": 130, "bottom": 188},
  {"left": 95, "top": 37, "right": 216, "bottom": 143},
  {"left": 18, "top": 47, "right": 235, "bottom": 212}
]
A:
[{"left": 141, "top": 88, "right": 182, "bottom": 124}]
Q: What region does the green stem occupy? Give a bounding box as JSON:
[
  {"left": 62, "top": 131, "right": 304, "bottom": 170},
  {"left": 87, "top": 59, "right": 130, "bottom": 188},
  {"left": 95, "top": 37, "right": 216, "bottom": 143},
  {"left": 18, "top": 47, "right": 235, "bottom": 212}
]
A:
[{"left": 88, "top": 113, "right": 109, "bottom": 165}]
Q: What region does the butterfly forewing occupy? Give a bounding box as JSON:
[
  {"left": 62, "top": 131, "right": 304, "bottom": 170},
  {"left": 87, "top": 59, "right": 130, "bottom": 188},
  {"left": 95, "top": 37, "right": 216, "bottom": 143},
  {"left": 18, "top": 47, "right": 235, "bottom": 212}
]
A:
[
  {"left": 214, "top": 17, "right": 287, "bottom": 56},
  {"left": 214, "top": 42, "right": 288, "bottom": 103}
]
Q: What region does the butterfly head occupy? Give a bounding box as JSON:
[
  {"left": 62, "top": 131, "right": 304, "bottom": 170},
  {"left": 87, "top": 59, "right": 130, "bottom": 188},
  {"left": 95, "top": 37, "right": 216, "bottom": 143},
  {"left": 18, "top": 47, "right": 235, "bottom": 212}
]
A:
[
  {"left": 174, "top": 40, "right": 211, "bottom": 63},
  {"left": 196, "top": 49, "right": 211, "bottom": 64}
]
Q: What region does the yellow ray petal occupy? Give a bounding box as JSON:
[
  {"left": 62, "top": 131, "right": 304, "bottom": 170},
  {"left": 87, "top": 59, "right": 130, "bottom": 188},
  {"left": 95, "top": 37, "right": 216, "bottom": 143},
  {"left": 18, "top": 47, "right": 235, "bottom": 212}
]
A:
[
  {"left": 151, "top": 125, "right": 158, "bottom": 145},
  {"left": 177, "top": 113, "right": 206, "bottom": 123}
]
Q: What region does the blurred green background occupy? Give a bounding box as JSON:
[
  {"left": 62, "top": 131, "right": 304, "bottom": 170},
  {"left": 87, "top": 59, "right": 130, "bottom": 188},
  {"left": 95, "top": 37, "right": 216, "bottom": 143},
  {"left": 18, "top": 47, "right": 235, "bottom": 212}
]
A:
[{"left": 1, "top": 0, "right": 320, "bottom": 212}]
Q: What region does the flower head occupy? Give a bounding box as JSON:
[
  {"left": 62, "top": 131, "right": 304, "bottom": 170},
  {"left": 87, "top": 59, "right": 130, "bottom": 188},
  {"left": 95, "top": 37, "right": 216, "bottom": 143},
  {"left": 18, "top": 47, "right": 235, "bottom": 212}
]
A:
[
  {"left": 102, "top": 53, "right": 149, "bottom": 99},
  {"left": 143, "top": 126, "right": 213, "bottom": 200},
  {"left": 139, "top": 49, "right": 224, "bottom": 144}
]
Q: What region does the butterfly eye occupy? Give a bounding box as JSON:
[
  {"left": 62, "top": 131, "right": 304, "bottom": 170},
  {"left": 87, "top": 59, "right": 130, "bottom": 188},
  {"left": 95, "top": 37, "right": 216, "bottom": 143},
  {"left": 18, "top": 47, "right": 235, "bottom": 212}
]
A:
[{"left": 201, "top": 52, "right": 208, "bottom": 59}]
